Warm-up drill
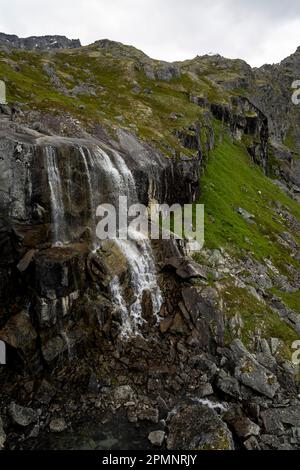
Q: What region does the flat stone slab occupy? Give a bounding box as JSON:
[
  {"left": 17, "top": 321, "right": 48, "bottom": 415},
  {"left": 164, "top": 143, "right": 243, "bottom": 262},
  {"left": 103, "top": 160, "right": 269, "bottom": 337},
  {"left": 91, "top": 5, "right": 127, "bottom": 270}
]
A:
[{"left": 163, "top": 257, "right": 208, "bottom": 280}]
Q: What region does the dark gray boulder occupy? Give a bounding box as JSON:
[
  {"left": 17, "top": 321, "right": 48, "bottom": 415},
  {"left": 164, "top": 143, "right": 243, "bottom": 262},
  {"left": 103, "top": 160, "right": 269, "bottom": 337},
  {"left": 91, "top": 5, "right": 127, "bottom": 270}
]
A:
[
  {"left": 167, "top": 404, "right": 234, "bottom": 450},
  {"left": 230, "top": 340, "right": 280, "bottom": 399},
  {"left": 8, "top": 402, "right": 39, "bottom": 427}
]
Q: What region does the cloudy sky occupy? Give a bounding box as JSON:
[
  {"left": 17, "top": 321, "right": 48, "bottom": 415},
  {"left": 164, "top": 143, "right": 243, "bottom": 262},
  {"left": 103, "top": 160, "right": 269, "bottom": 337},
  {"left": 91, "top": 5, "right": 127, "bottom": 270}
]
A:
[{"left": 1, "top": 0, "right": 300, "bottom": 66}]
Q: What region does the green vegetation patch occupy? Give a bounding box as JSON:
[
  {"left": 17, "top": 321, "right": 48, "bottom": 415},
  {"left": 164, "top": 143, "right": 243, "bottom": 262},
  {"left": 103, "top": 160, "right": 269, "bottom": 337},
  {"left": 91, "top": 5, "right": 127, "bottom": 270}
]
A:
[
  {"left": 222, "top": 282, "right": 298, "bottom": 358},
  {"left": 199, "top": 135, "right": 300, "bottom": 274}
]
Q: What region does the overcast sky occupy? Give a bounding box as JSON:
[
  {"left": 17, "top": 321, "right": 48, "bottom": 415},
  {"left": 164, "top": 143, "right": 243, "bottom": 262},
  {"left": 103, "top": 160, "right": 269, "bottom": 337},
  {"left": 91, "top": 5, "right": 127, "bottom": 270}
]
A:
[{"left": 1, "top": 0, "right": 300, "bottom": 66}]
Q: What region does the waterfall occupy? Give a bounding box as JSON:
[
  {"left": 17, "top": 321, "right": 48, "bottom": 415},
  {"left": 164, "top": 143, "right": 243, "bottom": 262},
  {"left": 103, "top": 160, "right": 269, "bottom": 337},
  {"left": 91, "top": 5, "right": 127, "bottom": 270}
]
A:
[
  {"left": 78, "top": 147, "right": 93, "bottom": 214},
  {"left": 89, "top": 147, "right": 162, "bottom": 336},
  {"left": 109, "top": 276, "right": 132, "bottom": 337},
  {"left": 78, "top": 147, "right": 98, "bottom": 250},
  {"left": 114, "top": 230, "right": 163, "bottom": 333},
  {"left": 45, "top": 141, "right": 162, "bottom": 336},
  {"left": 90, "top": 144, "right": 162, "bottom": 336},
  {"left": 45, "top": 146, "right": 68, "bottom": 245}
]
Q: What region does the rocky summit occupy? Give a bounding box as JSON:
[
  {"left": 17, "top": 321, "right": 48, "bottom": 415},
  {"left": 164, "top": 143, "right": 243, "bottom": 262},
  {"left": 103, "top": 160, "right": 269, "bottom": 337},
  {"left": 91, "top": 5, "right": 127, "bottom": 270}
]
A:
[{"left": 0, "top": 33, "right": 300, "bottom": 451}]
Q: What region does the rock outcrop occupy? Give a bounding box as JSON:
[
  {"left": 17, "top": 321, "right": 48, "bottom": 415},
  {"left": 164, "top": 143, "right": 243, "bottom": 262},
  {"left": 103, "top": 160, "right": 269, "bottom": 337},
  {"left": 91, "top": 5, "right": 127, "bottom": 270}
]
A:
[
  {"left": 0, "top": 33, "right": 81, "bottom": 50},
  {"left": 0, "top": 119, "right": 201, "bottom": 369}
]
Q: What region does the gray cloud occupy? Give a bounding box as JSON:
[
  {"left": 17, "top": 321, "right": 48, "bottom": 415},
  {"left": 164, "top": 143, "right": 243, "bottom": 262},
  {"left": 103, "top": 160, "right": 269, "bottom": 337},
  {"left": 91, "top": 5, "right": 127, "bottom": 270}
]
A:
[{"left": 1, "top": 0, "right": 300, "bottom": 66}]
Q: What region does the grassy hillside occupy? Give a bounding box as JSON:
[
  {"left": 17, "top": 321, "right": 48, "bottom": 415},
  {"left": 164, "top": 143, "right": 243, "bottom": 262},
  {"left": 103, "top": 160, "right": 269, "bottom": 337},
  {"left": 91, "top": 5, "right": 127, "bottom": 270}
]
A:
[
  {"left": 200, "top": 136, "right": 300, "bottom": 270},
  {"left": 0, "top": 44, "right": 232, "bottom": 154},
  {"left": 196, "top": 136, "right": 300, "bottom": 357}
]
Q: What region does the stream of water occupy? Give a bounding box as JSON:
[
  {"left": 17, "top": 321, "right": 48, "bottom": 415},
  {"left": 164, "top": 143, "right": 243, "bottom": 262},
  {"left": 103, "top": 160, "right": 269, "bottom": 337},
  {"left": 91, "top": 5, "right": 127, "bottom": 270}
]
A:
[{"left": 45, "top": 143, "right": 162, "bottom": 336}]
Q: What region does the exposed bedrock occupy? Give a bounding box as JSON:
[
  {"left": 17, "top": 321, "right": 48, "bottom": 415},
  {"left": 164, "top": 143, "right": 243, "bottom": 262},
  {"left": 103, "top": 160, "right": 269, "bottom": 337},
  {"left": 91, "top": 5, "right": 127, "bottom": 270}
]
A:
[
  {"left": 209, "top": 97, "right": 269, "bottom": 174},
  {"left": 0, "top": 122, "right": 201, "bottom": 368}
]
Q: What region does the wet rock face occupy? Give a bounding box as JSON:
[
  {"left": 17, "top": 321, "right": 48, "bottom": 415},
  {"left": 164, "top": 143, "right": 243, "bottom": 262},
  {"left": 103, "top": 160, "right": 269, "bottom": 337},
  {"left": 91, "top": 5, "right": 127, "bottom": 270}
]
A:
[
  {"left": 0, "top": 125, "right": 201, "bottom": 234},
  {"left": 34, "top": 247, "right": 87, "bottom": 307},
  {"left": 0, "top": 137, "right": 35, "bottom": 222},
  {"left": 116, "top": 129, "right": 200, "bottom": 205},
  {"left": 0, "top": 122, "right": 201, "bottom": 369}
]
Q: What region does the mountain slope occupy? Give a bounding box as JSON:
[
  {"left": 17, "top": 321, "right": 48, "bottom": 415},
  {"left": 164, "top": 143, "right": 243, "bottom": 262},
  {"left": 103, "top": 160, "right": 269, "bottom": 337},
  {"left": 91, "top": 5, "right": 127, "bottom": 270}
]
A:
[{"left": 0, "top": 34, "right": 300, "bottom": 451}]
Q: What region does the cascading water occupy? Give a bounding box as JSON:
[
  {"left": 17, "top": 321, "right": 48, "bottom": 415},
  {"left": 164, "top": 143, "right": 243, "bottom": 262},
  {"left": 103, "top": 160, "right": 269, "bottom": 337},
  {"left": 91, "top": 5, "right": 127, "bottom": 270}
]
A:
[
  {"left": 114, "top": 230, "right": 163, "bottom": 332},
  {"left": 90, "top": 144, "right": 162, "bottom": 336},
  {"left": 45, "top": 146, "right": 68, "bottom": 245},
  {"left": 44, "top": 141, "right": 162, "bottom": 337},
  {"left": 109, "top": 276, "right": 132, "bottom": 336},
  {"left": 78, "top": 146, "right": 98, "bottom": 250}
]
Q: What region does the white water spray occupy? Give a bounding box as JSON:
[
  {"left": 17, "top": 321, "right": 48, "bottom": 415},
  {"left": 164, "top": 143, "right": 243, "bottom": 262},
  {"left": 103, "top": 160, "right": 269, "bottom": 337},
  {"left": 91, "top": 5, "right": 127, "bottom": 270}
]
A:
[
  {"left": 45, "top": 141, "right": 162, "bottom": 336},
  {"left": 45, "top": 146, "right": 68, "bottom": 245}
]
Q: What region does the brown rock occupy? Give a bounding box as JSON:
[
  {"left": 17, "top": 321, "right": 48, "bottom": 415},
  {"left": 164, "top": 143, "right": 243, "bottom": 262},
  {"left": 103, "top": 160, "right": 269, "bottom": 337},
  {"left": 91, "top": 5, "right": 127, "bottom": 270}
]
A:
[
  {"left": 163, "top": 257, "right": 208, "bottom": 280},
  {"left": 0, "top": 310, "right": 37, "bottom": 351},
  {"left": 170, "top": 313, "right": 188, "bottom": 335},
  {"left": 160, "top": 316, "right": 173, "bottom": 334}
]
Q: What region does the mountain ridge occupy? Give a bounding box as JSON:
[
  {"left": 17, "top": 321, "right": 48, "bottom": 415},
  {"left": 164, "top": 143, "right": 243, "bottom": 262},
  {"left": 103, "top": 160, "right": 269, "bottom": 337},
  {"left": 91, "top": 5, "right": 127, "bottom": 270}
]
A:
[
  {"left": 0, "top": 32, "right": 81, "bottom": 50},
  {"left": 1, "top": 31, "right": 300, "bottom": 69}
]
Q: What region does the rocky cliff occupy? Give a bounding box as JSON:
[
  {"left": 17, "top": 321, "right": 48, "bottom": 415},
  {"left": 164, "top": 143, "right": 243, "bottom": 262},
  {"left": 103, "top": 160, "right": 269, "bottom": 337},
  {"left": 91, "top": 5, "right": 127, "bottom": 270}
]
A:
[
  {"left": 0, "top": 33, "right": 81, "bottom": 51},
  {"left": 0, "top": 35, "right": 300, "bottom": 451}
]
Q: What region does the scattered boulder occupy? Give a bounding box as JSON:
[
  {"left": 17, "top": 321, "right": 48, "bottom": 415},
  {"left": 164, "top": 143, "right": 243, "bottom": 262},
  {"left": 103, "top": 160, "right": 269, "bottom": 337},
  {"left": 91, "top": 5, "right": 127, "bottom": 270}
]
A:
[
  {"left": 232, "top": 416, "right": 260, "bottom": 439},
  {"left": 49, "top": 418, "right": 67, "bottom": 433},
  {"left": 131, "top": 85, "right": 141, "bottom": 94},
  {"left": 167, "top": 404, "right": 234, "bottom": 450},
  {"left": 0, "top": 310, "right": 37, "bottom": 354},
  {"left": 230, "top": 340, "right": 280, "bottom": 399},
  {"left": 43, "top": 63, "right": 65, "bottom": 90},
  {"left": 244, "top": 436, "right": 261, "bottom": 450},
  {"left": 170, "top": 312, "right": 188, "bottom": 335},
  {"left": 137, "top": 406, "right": 159, "bottom": 424},
  {"left": 157, "top": 396, "right": 169, "bottom": 419},
  {"left": 163, "top": 257, "right": 207, "bottom": 280},
  {"left": 182, "top": 287, "right": 224, "bottom": 347},
  {"left": 34, "top": 379, "right": 56, "bottom": 405},
  {"left": 113, "top": 385, "right": 136, "bottom": 403},
  {"left": 169, "top": 112, "right": 184, "bottom": 121},
  {"left": 88, "top": 372, "right": 99, "bottom": 394},
  {"left": 71, "top": 83, "right": 97, "bottom": 97},
  {"left": 261, "top": 405, "right": 300, "bottom": 435},
  {"left": 148, "top": 430, "right": 165, "bottom": 447},
  {"left": 160, "top": 316, "right": 173, "bottom": 334},
  {"left": 236, "top": 207, "right": 255, "bottom": 223},
  {"left": 29, "top": 424, "right": 40, "bottom": 438},
  {"left": 198, "top": 383, "right": 214, "bottom": 398},
  {"left": 216, "top": 370, "right": 241, "bottom": 399},
  {"left": 291, "top": 427, "right": 300, "bottom": 445},
  {"left": 260, "top": 434, "right": 285, "bottom": 450},
  {"left": 8, "top": 403, "right": 39, "bottom": 427}
]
